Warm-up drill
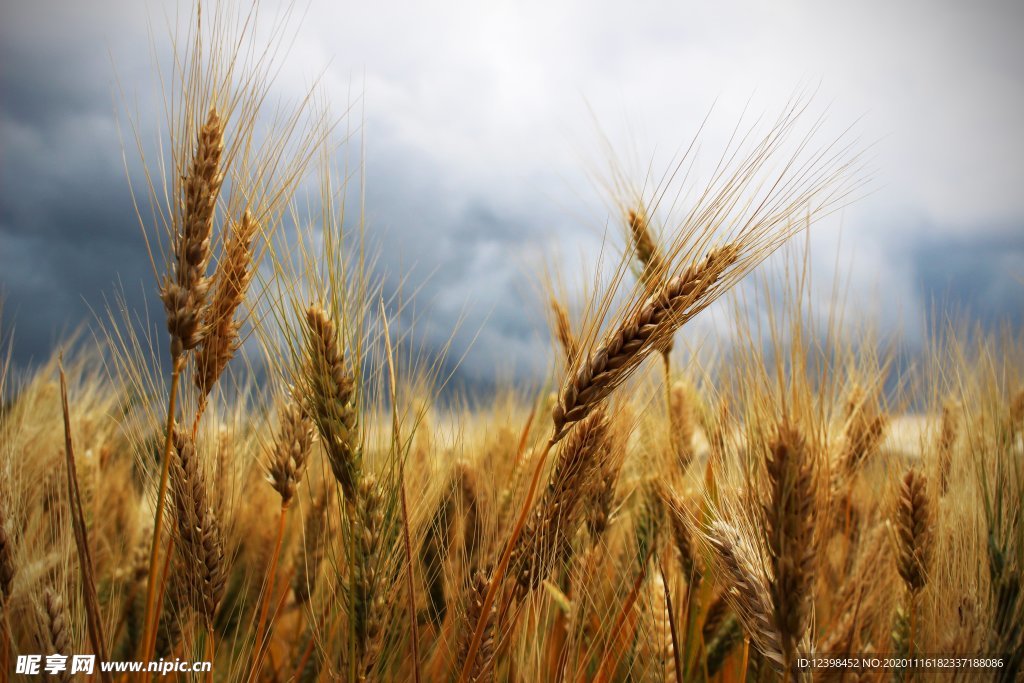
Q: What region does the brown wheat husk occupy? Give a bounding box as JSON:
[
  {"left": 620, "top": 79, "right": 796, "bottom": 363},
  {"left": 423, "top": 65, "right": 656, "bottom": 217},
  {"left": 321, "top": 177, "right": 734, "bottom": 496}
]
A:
[
  {"left": 894, "top": 468, "right": 931, "bottom": 594},
  {"left": 763, "top": 421, "right": 817, "bottom": 672},
  {"left": 553, "top": 245, "right": 739, "bottom": 442},
  {"left": 169, "top": 427, "right": 227, "bottom": 624},
  {"left": 267, "top": 400, "right": 315, "bottom": 506},
  {"left": 303, "top": 305, "right": 360, "bottom": 500},
  {"left": 195, "top": 210, "right": 260, "bottom": 398},
  {"left": 161, "top": 106, "right": 226, "bottom": 359}
]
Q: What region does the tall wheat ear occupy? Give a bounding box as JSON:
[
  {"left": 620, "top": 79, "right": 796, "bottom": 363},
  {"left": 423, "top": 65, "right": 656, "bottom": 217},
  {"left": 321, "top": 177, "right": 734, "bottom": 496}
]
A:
[
  {"left": 705, "top": 520, "right": 787, "bottom": 672},
  {"left": 763, "top": 421, "right": 817, "bottom": 673},
  {"left": 169, "top": 426, "right": 227, "bottom": 625},
  {"left": 160, "top": 106, "right": 225, "bottom": 361}
]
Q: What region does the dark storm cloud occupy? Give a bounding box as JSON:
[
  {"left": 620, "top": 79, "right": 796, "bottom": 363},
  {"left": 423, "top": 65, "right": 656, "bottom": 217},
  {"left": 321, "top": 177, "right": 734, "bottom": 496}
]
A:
[
  {"left": 0, "top": 5, "right": 156, "bottom": 366},
  {"left": 911, "top": 231, "right": 1024, "bottom": 330},
  {"left": 2, "top": 0, "right": 1023, "bottom": 390}
]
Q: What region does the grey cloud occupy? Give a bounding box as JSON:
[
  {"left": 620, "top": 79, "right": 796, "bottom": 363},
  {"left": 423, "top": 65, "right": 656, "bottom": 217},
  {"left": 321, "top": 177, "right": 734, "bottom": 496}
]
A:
[{"left": 2, "top": 0, "right": 1024, "bottom": 394}]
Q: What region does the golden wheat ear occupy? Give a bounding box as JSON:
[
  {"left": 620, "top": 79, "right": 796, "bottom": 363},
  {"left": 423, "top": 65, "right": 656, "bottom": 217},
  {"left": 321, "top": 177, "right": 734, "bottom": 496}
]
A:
[
  {"left": 459, "top": 569, "right": 497, "bottom": 683},
  {"left": 303, "top": 304, "right": 361, "bottom": 500},
  {"left": 161, "top": 106, "right": 226, "bottom": 361},
  {"left": 894, "top": 467, "right": 932, "bottom": 595},
  {"left": 266, "top": 400, "right": 315, "bottom": 506},
  {"left": 510, "top": 407, "right": 610, "bottom": 598},
  {"left": 195, "top": 210, "right": 260, "bottom": 398},
  {"left": 763, "top": 421, "right": 817, "bottom": 671},
  {"left": 169, "top": 426, "right": 227, "bottom": 624},
  {"left": 705, "top": 520, "right": 786, "bottom": 673},
  {"left": 292, "top": 486, "right": 332, "bottom": 605},
  {"left": 550, "top": 296, "right": 579, "bottom": 365},
  {"left": 553, "top": 244, "right": 740, "bottom": 442}
]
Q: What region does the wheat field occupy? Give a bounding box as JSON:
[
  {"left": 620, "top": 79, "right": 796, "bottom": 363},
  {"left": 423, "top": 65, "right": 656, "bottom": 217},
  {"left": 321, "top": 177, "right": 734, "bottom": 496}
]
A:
[{"left": 0, "top": 3, "right": 1021, "bottom": 682}]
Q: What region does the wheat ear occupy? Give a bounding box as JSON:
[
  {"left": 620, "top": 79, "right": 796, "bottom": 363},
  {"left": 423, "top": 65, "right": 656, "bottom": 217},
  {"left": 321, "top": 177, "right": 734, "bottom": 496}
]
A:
[
  {"left": 161, "top": 106, "right": 225, "bottom": 360},
  {"left": 763, "top": 421, "right": 817, "bottom": 672},
  {"left": 42, "top": 588, "right": 72, "bottom": 682},
  {"left": 169, "top": 426, "right": 226, "bottom": 624},
  {"left": 550, "top": 297, "right": 579, "bottom": 364},
  {"left": 706, "top": 520, "right": 786, "bottom": 672},
  {"left": 303, "top": 305, "right": 360, "bottom": 500},
  {"left": 510, "top": 408, "right": 610, "bottom": 597},
  {"left": 266, "top": 401, "right": 315, "bottom": 506},
  {"left": 460, "top": 569, "right": 496, "bottom": 683},
  {"left": 553, "top": 244, "right": 739, "bottom": 441},
  {"left": 195, "top": 210, "right": 260, "bottom": 398},
  {"left": 293, "top": 487, "right": 332, "bottom": 605},
  {"left": 669, "top": 382, "right": 697, "bottom": 472},
  {"left": 894, "top": 468, "right": 931, "bottom": 594},
  {"left": 0, "top": 506, "right": 13, "bottom": 603}
]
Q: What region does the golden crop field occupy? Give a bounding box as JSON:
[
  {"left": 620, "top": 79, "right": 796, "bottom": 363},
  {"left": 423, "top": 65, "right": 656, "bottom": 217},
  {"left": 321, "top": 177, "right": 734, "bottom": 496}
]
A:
[{"left": 0, "top": 3, "right": 1021, "bottom": 682}]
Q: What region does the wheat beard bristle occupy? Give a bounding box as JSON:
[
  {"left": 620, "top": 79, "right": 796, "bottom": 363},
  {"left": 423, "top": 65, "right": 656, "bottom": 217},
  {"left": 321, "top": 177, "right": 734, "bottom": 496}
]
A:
[
  {"left": 267, "top": 401, "right": 315, "bottom": 505},
  {"left": 170, "top": 426, "right": 227, "bottom": 623},
  {"left": 895, "top": 468, "right": 931, "bottom": 594},
  {"left": 552, "top": 245, "right": 739, "bottom": 442},
  {"left": 764, "top": 421, "right": 816, "bottom": 669},
  {"left": 161, "top": 106, "right": 226, "bottom": 359},
  {"left": 304, "top": 305, "right": 360, "bottom": 500},
  {"left": 195, "top": 210, "right": 259, "bottom": 397}
]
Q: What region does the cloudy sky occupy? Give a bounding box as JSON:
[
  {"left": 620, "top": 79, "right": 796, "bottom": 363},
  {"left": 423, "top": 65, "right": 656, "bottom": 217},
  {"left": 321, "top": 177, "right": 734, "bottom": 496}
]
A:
[{"left": 1, "top": 0, "right": 1022, "bottom": 387}]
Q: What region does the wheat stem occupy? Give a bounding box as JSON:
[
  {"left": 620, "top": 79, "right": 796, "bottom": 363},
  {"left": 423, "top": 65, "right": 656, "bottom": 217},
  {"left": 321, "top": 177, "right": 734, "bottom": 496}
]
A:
[
  {"left": 250, "top": 503, "right": 289, "bottom": 679},
  {"left": 458, "top": 438, "right": 554, "bottom": 683},
  {"left": 140, "top": 363, "right": 181, "bottom": 667}
]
